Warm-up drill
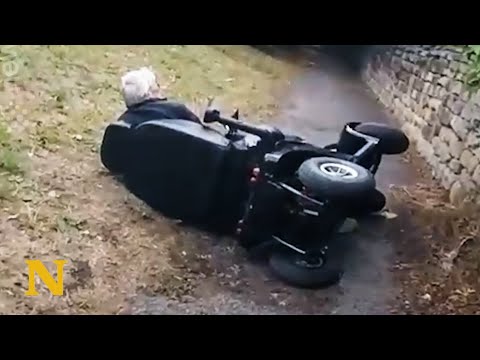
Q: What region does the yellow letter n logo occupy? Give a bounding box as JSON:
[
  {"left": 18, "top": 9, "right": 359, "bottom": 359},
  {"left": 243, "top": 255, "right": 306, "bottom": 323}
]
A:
[{"left": 25, "top": 260, "right": 67, "bottom": 297}]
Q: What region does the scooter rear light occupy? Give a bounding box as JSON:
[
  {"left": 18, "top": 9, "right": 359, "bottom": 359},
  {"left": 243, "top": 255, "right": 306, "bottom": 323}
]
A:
[{"left": 249, "top": 167, "right": 261, "bottom": 184}]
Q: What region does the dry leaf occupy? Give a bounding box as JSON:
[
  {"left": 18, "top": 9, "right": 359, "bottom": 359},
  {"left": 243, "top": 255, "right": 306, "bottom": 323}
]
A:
[{"left": 377, "top": 210, "right": 398, "bottom": 220}]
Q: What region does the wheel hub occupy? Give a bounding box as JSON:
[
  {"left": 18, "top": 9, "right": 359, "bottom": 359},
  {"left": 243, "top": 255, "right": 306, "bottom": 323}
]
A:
[
  {"left": 295, "top": 255, "right": 325, "bottom": 269},
  {"left": 319, "top": 163, "right": 358, "bottom": 179}
]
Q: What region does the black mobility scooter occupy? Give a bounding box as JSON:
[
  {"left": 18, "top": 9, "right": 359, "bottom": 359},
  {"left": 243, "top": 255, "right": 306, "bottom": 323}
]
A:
[{"left": 100, "top": 108, "right": 409, "bottom": 288}]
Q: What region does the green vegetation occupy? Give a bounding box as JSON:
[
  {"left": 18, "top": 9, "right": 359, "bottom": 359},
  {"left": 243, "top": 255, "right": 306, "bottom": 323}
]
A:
[{"left": 462, "top": 45, "right": 480, "bottom": 92}]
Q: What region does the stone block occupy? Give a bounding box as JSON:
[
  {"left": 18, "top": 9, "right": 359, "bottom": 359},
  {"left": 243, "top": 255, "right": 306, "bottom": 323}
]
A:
[
  {"left": 402, "top": 123, "right": 422, "bottom": 142},
  {"left": 449, "top": 180, "right": 475, "bottom": 205},
  {"left": 441, "top": 167, "right": 458, "bottom": 189},
  {"left": 438, "top": 76, "right": 450, "bottom": 87},
  {"left": 466, "top": 131, "right": 480, "bottom": 149},
  {"left": 460, "top": 101, "right": 475, "bottom": 119},
  {"left": 431, "top": 59, "right": 449, "bottom": 74},
  {"left": 451, "top": 98, "right": 465, "bottom": 116},
  {"left": 451, "top": 115, "right": 469, "bottom": 140},
  {"left": 442, "top": 67, "right": 456, "bottom": 78},
  {"left": 460, "top": 169, "right": 471, "bottom": 184},
  {"left": 448, "top": 80, "right": 463, "bottom": 95},
  {"left": 459, "top": 63, "right": 470, "bottom": 74},
  {"left": 437, "top": 87, "right": 448, "bottom": 99},
  {"left": 406, "top": 76, "right": 414, "bottom": 91},
  {"left": 391, "top": 58, "right": 402, "bottom": 72},
  {"left": 460, "top": 90, "right": 470, "bottom": 102},
  {"left": 448, "top": 159, "right": 462, "bottom": 174},
  {"left": 471, "top": 104, "right": 480, "bottom": 121},
  {"left": 471, "top": 91, "right": 480, "bottom": 105},
  {"left": 439, "top": 126, "right": 457, "bottom": 144},
  {"left": 413, "top": 77, "right": 424, "bottom": 91},
  {"left": 450, "top": 60, "right": 460, "bottom": 72},
  {"left": 412, "top": 64, "right": 421, "bottom": 75},
  {"left": 422, "top": 82, "right": 431, "bottom": 94},
  {"left": 460, "top": 149, "right": 479, "bottom": 173},
  {"left": 428, "top": 98, "right": 442, "bottom": 111},
  {"left": 417, "top": 137, "right": 435, "bottom": 161},
  {"left": 398, "top": 80, "right": 408, "bottom": 93},
  {"left": 417, "top": 93, "right": 427, "bottom": 110},
  {"left": 449, "top": 137, "right": 464, "bottom": 159},
  {"left": 402, "top": 60, "right": 413, "bottom": 72},
  {"left": 398, "top": 71, "right": 409, "bottom": 82},
  {"left": 430, "top": 157, "right": 442, "bottom": 177},
  {"left": 411, "top": 89, "right": 419, "bottom": 101},
  {"left": 412, "top": 113, "right": 427, "bottom": 128},
  {"left": 472, "top": 117, "right": 480, "bottom": 130},
  {"left": 438, "top": 107, "right": 453, "bottom": 126},
  {"left": 393, "top": 106, "right": 402, "bottom": 119},
  {"left": 473, "top": 164, "right": 480, "bottom": 186},
  {"left": 432, "top": 137, "right": 451, "bottom": 163},
  {"left": 451, "top": 53, "right": 464, "bottom": 62}
]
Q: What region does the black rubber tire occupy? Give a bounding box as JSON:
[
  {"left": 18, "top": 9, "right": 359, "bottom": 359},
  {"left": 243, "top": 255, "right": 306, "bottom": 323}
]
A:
[
  {"left": 364, "top": 189, "right": 387, "bottom": 213},
  {"left": 298, "top": 157, "right": 375, "bottom": 199},
  {"left": 269, "top": 251, "right": 343, "bottom": 289},
  {"left": 347, "top": 188, "right": 387, "bottom": 217},
  {"left": 355, "top": 122, "right": 409, "bottom": 155}
]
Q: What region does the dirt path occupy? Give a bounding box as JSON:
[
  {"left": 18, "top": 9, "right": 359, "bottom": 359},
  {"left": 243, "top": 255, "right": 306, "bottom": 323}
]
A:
[{"left": 129, "top": 50, "right": 422, "bottom": 315}]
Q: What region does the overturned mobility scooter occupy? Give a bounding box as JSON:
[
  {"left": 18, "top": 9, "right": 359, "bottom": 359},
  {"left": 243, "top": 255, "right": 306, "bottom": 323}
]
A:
[{"left": 100, "top": 108, "right": 409, "bottom": 289}]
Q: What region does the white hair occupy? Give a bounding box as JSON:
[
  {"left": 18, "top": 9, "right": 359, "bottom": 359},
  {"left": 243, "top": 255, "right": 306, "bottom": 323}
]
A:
[{"left": 121, "top": 67, "right": 160, "bottom": 107}]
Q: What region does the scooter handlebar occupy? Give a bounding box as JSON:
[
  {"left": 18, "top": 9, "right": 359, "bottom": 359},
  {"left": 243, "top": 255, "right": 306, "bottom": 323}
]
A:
[{"left": 203, "top": 108, "right": 277, "bottom": 139}]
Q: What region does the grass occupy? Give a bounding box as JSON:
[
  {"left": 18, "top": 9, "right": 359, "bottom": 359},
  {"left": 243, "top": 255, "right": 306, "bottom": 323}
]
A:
[
  {"left": 0, "top": 115, "right": 25, "bottom": 200},
  {"left": 0, "top": 45, "right": 295, "bottom": 314}
]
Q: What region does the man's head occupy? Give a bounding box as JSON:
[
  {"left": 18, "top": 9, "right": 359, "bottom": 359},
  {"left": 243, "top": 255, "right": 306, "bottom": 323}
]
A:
[{"left": 120, "top": 67, "right": 161, "bottom": 107}]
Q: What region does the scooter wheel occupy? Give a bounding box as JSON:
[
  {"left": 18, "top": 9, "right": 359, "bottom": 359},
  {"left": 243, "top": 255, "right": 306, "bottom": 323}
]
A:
[
  {"left": 269, "top": 250, "right": 343, "bottom": 289},
  {"left": 298, "top": 157, "right": 375, "bottom": 199}
]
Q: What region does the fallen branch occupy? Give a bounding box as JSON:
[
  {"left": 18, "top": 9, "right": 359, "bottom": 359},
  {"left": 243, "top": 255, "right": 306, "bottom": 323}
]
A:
[{"left": 440, "top": 236, "right": 476, "bottom": 273}]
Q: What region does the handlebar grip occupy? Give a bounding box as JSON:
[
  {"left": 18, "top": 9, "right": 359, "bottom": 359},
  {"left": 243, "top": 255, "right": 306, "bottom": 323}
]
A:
[
  {"left": 203, "top": 108, "right": 272, "bottom": 139},
  {"left": 203, "top": 108, "right": 221, "bottom": 123}
]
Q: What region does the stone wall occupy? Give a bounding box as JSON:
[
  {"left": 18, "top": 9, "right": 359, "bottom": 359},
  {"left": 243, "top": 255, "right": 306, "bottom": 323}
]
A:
[{"left": 363, "top": 45, "right": 480, "bottom": 205}]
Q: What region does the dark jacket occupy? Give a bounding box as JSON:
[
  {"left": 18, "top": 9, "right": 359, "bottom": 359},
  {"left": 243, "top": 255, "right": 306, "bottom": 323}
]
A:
[{"left": 118, "top": 98, "right": 202, "bottom": 128}]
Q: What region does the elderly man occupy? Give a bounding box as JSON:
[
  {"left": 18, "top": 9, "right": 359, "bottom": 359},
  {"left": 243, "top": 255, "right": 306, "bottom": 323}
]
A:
[{"left": 118, "top": 67, "right": 202, "bottom": 127}]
